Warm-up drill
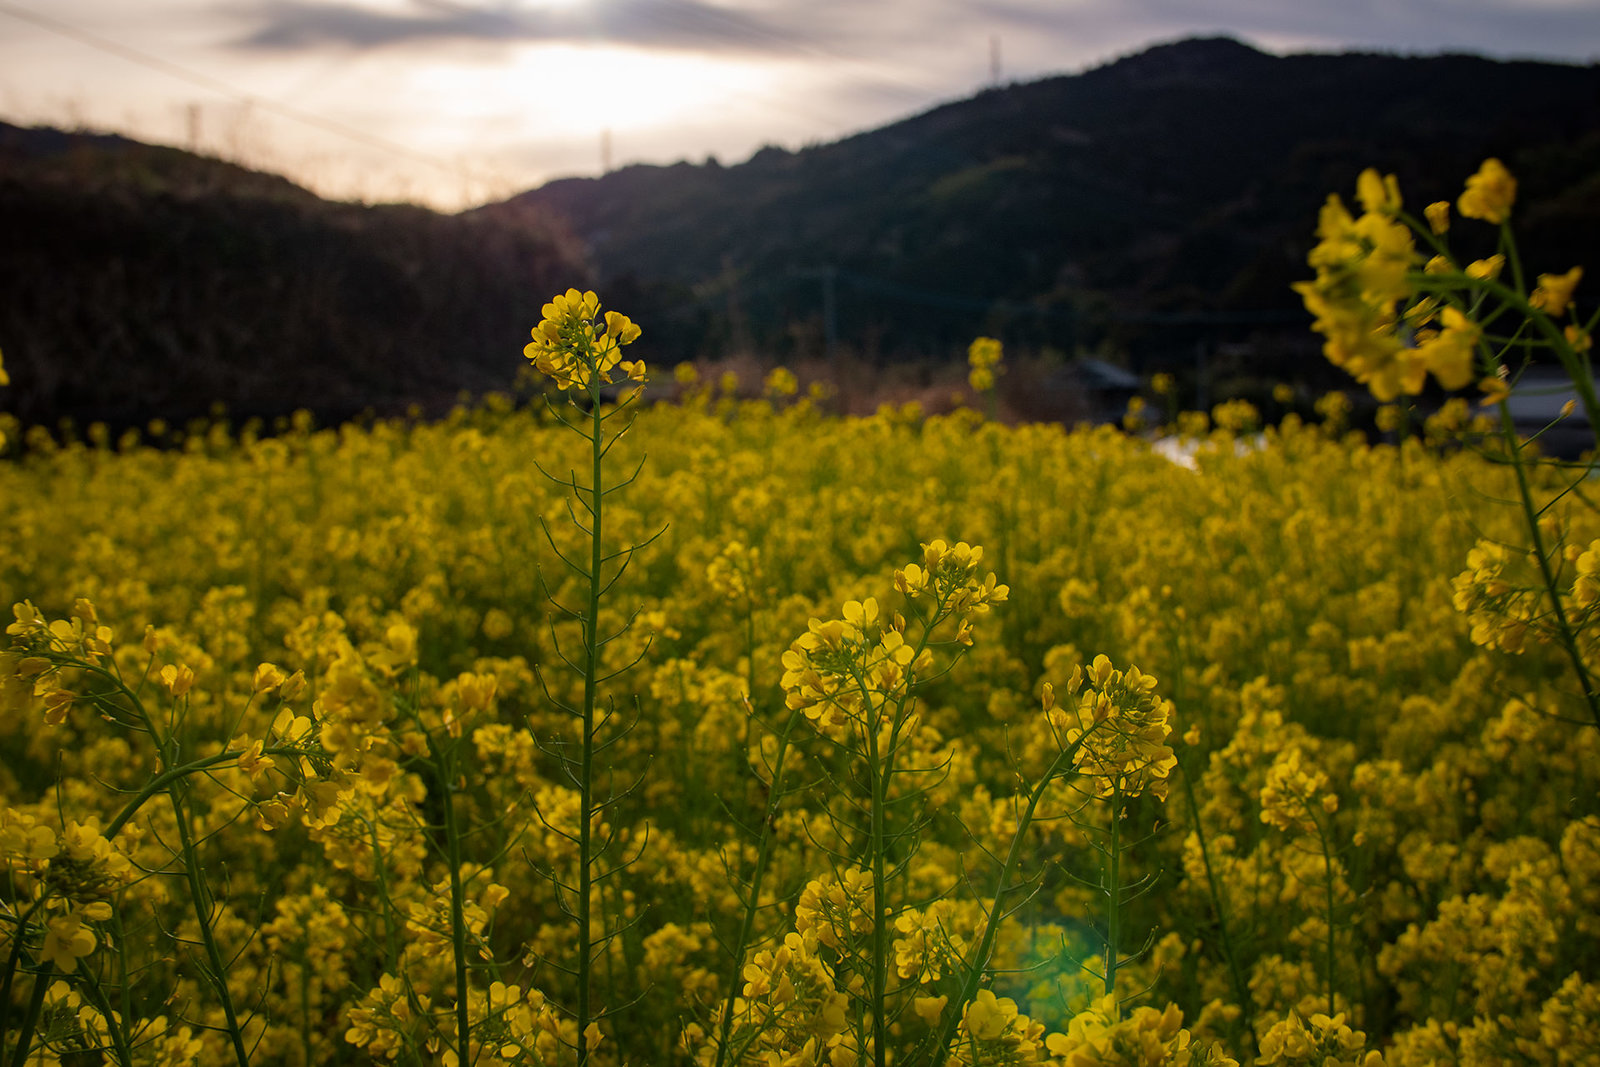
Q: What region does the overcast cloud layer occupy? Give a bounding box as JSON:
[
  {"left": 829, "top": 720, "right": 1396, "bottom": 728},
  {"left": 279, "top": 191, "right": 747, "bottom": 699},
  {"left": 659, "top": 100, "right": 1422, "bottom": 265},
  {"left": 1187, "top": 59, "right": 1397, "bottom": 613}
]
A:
[
  {"left": 1, "top": 0, "right": 1596, "bottom": 208},
  {"left": 225, "top": 0, "right": 839, "bottom": 54}
]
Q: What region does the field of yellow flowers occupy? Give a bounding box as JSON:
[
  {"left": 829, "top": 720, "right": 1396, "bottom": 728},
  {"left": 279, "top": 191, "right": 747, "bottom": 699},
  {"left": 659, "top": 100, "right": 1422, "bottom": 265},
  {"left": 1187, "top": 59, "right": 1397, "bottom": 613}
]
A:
[{"left": 5, "top": 160, "right": 1600, "bottom": 1067}]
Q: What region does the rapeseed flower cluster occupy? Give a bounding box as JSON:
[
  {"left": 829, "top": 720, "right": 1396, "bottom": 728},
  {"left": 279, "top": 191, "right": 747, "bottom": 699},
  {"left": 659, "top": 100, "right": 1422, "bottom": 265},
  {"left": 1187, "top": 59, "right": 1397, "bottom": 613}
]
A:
[
  {"left": 523, "top": 289, "right": 644, "bottom": 392},
  {"left": 1044, "top": 655, "right": 1176, "bottom": 802},
  {"left": 1292, "top": 172, "right": 1425, "bottom": 401},
  {"left": 1, "top": 279, "right": 1597, "bottom": 1067},
  {"left": 968, "top": 337, "right": 1003, "bottom": 393},
  {"left": 1255, "top": 1011, "right": 1381, "bottom": 1067}
]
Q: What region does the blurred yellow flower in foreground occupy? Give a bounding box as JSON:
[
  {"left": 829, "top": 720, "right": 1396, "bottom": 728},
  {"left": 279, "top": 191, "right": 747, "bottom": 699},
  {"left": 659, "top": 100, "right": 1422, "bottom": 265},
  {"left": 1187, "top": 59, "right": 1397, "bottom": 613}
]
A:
[{"left": 1458, "top": 157, "right": 1516, "bottom": 224}]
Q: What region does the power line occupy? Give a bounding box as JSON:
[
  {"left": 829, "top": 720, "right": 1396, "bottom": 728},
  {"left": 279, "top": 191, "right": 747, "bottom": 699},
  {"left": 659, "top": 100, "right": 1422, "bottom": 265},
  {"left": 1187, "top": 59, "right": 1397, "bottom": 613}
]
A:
[
  {"left": 0, "top": 0, "right": 468, "bottom": 177},
  {"left": 613, "top": 0, "right": 950, "bottom": 103},
  {"left": 0, "top": 0, "right": 977, "bottom": 200}
]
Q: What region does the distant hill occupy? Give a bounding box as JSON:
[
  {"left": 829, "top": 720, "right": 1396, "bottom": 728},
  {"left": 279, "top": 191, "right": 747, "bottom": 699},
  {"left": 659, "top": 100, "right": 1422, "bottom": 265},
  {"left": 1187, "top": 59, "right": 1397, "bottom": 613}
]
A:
[
  {"left": 483, "top": 36, "right": 1600, "bottom": 378},
  {"left": 4, "top": 37, "right": 1600, "bottom": 429},
  {"left": 0, "top": 121, "right": 585, "bottom": 429}
]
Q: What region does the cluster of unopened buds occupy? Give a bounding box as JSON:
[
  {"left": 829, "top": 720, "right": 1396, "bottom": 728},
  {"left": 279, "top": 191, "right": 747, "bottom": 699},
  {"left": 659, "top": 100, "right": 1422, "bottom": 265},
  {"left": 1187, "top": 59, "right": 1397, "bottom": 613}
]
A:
[
  {"left": 1260, "top": 747, "right": 1339, "bottom": 836},
  {"left": 894, "top": 540, "right": 1009, "bottom": 638},
  {"left": 780, "top": 596, "right": 928, "bottom": 736},
  {"left": 1043, "top": 654, "right": 1177, "bottom": 801},
  {"left": 967, "top": 336, "right": 1003, "bottom": 392},
  {"left": 0, "top": 812, "right": 133, "bottom": 974},
  {"left": 523, "top": 288, "right": 645, "bottom": 393}
]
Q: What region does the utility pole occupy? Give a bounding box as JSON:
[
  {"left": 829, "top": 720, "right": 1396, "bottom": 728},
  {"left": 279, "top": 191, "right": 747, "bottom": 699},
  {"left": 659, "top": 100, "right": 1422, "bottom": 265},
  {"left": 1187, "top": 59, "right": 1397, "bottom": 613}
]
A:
[
  {"left": 821, "top": 265, "right": 837, "bottom": 370},
  {"left": 989, "top": 35, "right": 1001, "bottom": 85},
  {"left": 722, "top": 255, "right": 750, "bottom": 357},
  {"left": 793, "top": 266, "right": 840, "bottom": 378},
  {"left": 600, "top": 128, "right": 612, "bottom": 174}
]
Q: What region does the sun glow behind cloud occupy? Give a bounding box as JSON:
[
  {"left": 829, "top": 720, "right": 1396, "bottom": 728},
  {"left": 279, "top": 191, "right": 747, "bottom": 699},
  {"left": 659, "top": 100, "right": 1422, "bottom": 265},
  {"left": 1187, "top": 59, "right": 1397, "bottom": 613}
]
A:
[
  {"left": 414, "top": 43, "right": 777, "bottom": 139},
  {"left": 1, "top": 0, "right": 1597, "bottom": 209}
]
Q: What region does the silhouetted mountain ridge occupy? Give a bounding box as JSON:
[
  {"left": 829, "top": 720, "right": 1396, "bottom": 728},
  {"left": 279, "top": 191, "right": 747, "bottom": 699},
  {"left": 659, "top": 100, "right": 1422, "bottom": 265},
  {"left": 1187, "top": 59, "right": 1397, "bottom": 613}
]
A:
[
  {"left": 4, "top": 37, "right": 1600, "bottom": 428},
  {"left": 484, "top": 36, "right": 1600, "bottom": 369},
  {"left": 0, "top": 120, "right": 584, "bottom": 428}
]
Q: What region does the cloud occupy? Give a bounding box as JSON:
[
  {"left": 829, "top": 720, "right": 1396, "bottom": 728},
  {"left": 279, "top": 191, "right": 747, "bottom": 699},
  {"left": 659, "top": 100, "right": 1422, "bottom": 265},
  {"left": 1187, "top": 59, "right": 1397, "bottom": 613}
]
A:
[{"left": 224, "top": 0, "right": 840, "bottom": 53}]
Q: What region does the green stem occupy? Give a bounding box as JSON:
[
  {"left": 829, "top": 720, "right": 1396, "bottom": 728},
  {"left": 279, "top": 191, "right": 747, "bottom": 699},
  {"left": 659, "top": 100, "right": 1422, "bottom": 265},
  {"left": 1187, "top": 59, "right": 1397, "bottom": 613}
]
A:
[
  {"left": 742, "top": 607, "right": 758, "bottom": 784},
  {"left": 1324, "top": 838, "right": 1337, "bottom": 1016},
  {"left": 1308, "top": 806, "right": 1337, "bottom": 1016},
  {"left": 64, "top": 659, "right": 304, "bottom": 839},
  {"left": 371, "top": 818, "right": 402, "bottom": 967},
  {"left": 1471, "top": 273, "right": 1600, "bottom": 437},
  {"left": 78, "top": 972, "right": 136, "bottom": 1067},
  {"left": 75, "top": 668, "right": 302, "bottom": 1067},
  {"left": 0, "top": 896, "right": 52, "bottom": 1043},
  {"left": 1104, "top": 787, "right": 1122, "bottom": 997},
  {"left": 112, "top": 906, "right": 134, "bottom": 1063},
  {"left": 6, "top": 962, "right": 52, "bottom": 1067},
  {"left": 1178, "top": 753, "right": 1248, "bottom": 1009},
  {"left": 1165, "top": 619, "right": 1248, "bottom": 1014},
  {"left": 1498, "top": 401, "right": 1600, "bottom": 730},
  {"left": 927, "top": 733, "right": 1088, "bottom": 1067},
  {"left": 103, "top": 749, "right": 250, "bottom": 839},
  {"left": 868, "top": 712, "right": 888, "bottom": 1067},
  {"left": 300, "top": 946, "right": 313, "bottom": 1067},
  {"left": 711, "top": 706, "right": 803, "bottom": 1067},
  {"left": 856, "top": 589, "right": 956, "bottom": 1067},
  {"left": 1396, "top": 408, "right": 1411, "bottom": 632},
  {"left": 169, "top": 783, "right": 253, "bottom": 1067},
  {"left": 576, "top": 383, "right": 606, "bottom": 1065},
  {"left": 438, "top": 741, "right": 472, "bottom": 1067}
]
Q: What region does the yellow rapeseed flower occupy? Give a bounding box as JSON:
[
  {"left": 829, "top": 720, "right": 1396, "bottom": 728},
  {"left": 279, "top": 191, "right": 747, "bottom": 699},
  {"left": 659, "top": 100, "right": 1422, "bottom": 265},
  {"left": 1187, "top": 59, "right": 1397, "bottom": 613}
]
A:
[
  {"left": 1424, "top": 201, "right": 1450, "bottom": 234},
  {"left": 1356, "top": 168, "right": 1401, "bottom": 215},
  {"left": 1465, "top": 255, "right": 1505, "bottom": 281},
  {"left": 1530, "top": 266, "right": 1582, "bottom": 317},
  {"left": 39, "top": 912, "right": 97, "bottom": 972},
  {"left": 1479, "top": 374, "right": 1511, "bottom": 408},
  {"left": 254, "top": 662, "right": 287, "bottom": 693},
  {"left": 968, "top": 336, "right": 1003, "bottom": 392},
  {"left": 764, "top": 365, "right": 799, "bottom": 397},
  {"left": 236, "top": 736, "right": 274, "bottom": 781},
  {"left": 1293, "top": 184, "right": 1422, "bottom": 401},
  {"left": 1569, "top": 322, "right": 1593, "bottom": 353},
  {"left": 159, "top": 663, "right": 196, "bottom": 697},
  {"left": 1260, "top": 747, "right": 1336, "bottom": 834},
  {"left": 523, "top": 288, "right": 643, "bottom": 392},
  {"left": 1458, "top": 158, "right": 1517, "bottom": 224},
  {"left": 1416, "top": 306, "right": 1480, "bottom": 392}
]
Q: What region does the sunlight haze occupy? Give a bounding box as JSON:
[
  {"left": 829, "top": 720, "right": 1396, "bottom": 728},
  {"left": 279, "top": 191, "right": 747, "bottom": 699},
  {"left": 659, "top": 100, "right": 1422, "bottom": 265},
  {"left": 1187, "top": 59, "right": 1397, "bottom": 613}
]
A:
[{"left": 1, "top": 0, "right": 1597, "bottom": 209}]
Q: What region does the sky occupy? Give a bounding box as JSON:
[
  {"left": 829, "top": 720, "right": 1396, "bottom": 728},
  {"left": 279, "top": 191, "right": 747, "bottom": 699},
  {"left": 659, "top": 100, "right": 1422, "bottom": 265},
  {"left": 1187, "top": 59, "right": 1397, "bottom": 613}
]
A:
[{"left": 1, "top": 0, "right": 1597, "bottom": 211}]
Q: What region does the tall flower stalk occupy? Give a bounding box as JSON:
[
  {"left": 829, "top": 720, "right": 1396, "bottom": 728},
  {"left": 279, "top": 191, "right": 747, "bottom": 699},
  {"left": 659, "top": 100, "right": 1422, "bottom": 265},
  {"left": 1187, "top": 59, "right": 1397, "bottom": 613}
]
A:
[
  {"left": 1297, "top": 160, "right": 1600, "bottom": 731},
  {"left": 1, "top": 604, "right": 324, "bottom": 1067},
  {"left": 522, "top": 289, "right": 649, "bottom": 1063}
]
